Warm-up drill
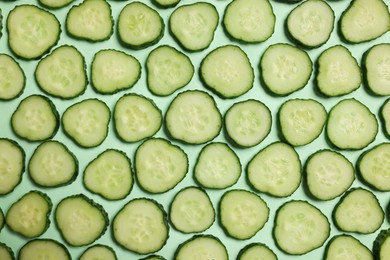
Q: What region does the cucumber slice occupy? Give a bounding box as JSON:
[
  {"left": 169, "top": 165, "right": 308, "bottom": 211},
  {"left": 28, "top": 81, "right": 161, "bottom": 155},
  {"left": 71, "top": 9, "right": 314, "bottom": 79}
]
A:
[
  {"left": 146, "top": 45, "right": 194, "bottom": 96},
  {"left": 18, "top": 239, "right": 70, "bottom": 260},
  {"left": 35, "top": 45, "right": 88, "bottom": 99},
  {"left": 194, "top": 142, "right": 241, "bottom": 189},
  {"left": 135, "top": 138, "right": 188, "bottom": 194},
  {"left": 273, "top": 200, "right": 330, "bottom": 255},
  {"left": 83, "top": 149, "right": 133, "bottom": 200},
  {"left": 79, "top": 244, "right": 117, "bottom": 260},
  {"left": 114, "top": 94, "right": 162, "bottom": 143},
  {"left": 169, "top": 2, "right": 219, "bottom": 52},
  {"left": 260, "top": 43, "right": 312, "bottom": 96},
  {"left": 305, "top": 149, "right": 354, "bottom": 201},
  {"left": 6, "top": 4, "right": 61, "bottom": 59},
  {"left": 333, "top": 188, "right": 384, "bottom": 234},
  {"left": 55, "top": 194, "right": 108, "bottom": 246},
  {"left": 169, "top": 186, "right": 215, "bottom": 233},
  {"left": 28, "top": 140, "right": 78, "bottom": 188},
  {"left": 11, "top": 95, "right": 59, "bottom": 142},
  {"left": 286, "top": 0, "right": 334, "bottom": 48},
  {"left": 0, "top": 138, "right": 25, "bottom": 195},
  {"left": 174, "top": 235, "right": 228, "bottom": 260},
  {"left": 118, "top": 2, "right": 164, "bottom": 49},
  {"left": 0, "top": 243, "right": 14, "bottom": 260},
  {"left": 223, "top": 0, "right": 275, "bottom": 43},
  {"left": 6, "top": 190, "right": 52, "bottom": 238},
  {"left": 381, "top": 98, "right": 390, "bottom": 137},
  {"left": 363, "top": 43, "right": 390, "bottom": 96},
  {"left": 0, "top": 208, "right": 3, "bottom": 232},
  {"left": 62, "top": 98, "right": 111, "bottom": 148},
  {"left": 237, "top": 243, "right": 277, "bottom": 260},
  {"left": 357, "top": 142, "right": 390, "bottom": 191},
  {"left": 326, "top": 98, "right": 378, "bottom": 150},
  {"left": 324, "top": 234, "right": 373, "bottom": 260},
  {"left": 278, "top": 98, "right": 327, "bottom": 146},
  {"left": 219, "top": 189, "right": 269, "bottom": 240},
  {"left": 66, "top": 0, "right": 113, "bottom": 42},
  {"left": 165, "top": 90, "right": 222, "bottom": 144},
  {"left": 200, "top": 45, "right": 254, "bottom": 98},
  {"left": 247, "top": 142, "right": 301, "bottom": 197},
  {"left": 225, "top": 99, "right": 272, "bottom": 147},
  {"left": 316, "top": 45, "right": 362, "bottom": 97},
  {"left": 112, "top": 198, "right": 169, "bottom": 255},
  {"left": 0, "top": 54, "right": 25, "bottom": 100},
  {"left": 374, "top": 228, "right": 390, "bottom": 260},
  {"left": 91, "top": 49, "right": 141, "bottom": 94},
  {"left": 38, "top": 0, "right": 74, "bottom": 9},
  {"left": 152, "top": 0, "right": 180, "bottom": 8},
  {"left": 339, "top": 0, "right": 390, "bottom": 43}
]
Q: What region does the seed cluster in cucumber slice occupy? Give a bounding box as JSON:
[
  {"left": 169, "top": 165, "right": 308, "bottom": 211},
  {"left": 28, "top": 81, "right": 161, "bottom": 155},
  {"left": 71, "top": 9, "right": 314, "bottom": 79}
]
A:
[{"left": 1, "top": 0, "right": 390, "bottom": 259}]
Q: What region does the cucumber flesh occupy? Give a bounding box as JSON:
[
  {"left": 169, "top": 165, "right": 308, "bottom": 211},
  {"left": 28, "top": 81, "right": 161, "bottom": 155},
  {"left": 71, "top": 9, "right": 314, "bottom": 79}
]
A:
[
  {"left": 174, "top": 235, "right": 228, "bottom": 260},
  {"left": 340, "top": 0, "right": 390, "bottom": 43},
  {"left": 237, "top": 243, "right": 277, "bottom": 260},
  {"left": 325, "top": 234, "right": 373, "bottom": 260},
  {"left": 66, "top": 0, "right": 113, "bottom": 42},
  {"left": 79, "top": 244, "right": 117, "bottom": 260},
  {"left": 0, "top": 54, "right": 25, "bottom": 100},
  {"left": 18, "top": 239, "right": 70, "bottom": 260}
]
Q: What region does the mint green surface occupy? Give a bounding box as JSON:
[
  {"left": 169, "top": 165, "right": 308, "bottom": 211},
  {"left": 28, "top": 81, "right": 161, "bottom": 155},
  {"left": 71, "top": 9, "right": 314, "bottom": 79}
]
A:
[{"left": 0, "top": 0, "right": 389, "bottom": 259}]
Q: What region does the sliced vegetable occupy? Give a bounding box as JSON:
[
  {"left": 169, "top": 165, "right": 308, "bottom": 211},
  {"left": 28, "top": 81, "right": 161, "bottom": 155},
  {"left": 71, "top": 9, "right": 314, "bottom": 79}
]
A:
[
  {"left": 35, "top": 44, "right": 88, "bottom": 99},
  {"left": 333, "top": 188, "right": 384, "bottom": 234},
  {"left": 362, "top": 43, "right": 390, "bottom": 96},
  {"left": 0, "top": 207, "right": 4, "bottom": 232},
  {"left": 118, "top": 2, "right": 164, "bottom": 49},
  {"left": 38, "top": 0, "right": 74, "bottom": 9},
  {"left": 278, "top": 98, "right": 327, "bottom": 146},
  {"left": 7, "top": 4, "right": 61, "bottom": 59},
  {"left": 91, "top": 49, "right": 141, "bottom": 94},
  {"left": 0, "top": 138, "right": 25, "bottom": 195},
  {"left": 194, "top": 142, "right": 241, "bottom": 189},
  {"left": 224, "top": 99, "right": 272, "bottom": 147},
  {"left": 135, "top": 138, "right": 188, "bottom": 194},
  {"left": 18, "top": 239, "right": 71, "bottom": 260},
  {"left": 79, "top": 244, "right": 117, "bottom": 260},
  {"left": 152, "top": 0, "right": 180, "bottom": 8},
  {"left": 169, "top": 186, "right": 215, "bottom": 233},
  {"left": 305, "top": 149, "right": 354, "bottom": 201},
  {"left": 112, "top": 198, "right": 169, "bottom": 255},
  {"left": 324, "top": 234, "right": 373, "bottom": 260},
  {"left": 165, "top": 90, "right": 222, "bottom": 144},
  {"left": 146, "top": 45, "right": 194, "bottom": 96},
  {"left": 273, "top": 200, "right": 330, "bottom": 255},
  {"left": 28, "top": 140, "right": 78, "bottom": 187},
  {"left": 326, "top": 98, "right": 378, "bottom": 150},
  {"left": 169, "top": 2, "right": 219, "bottom": 52},
  {"left": 357, "top": 142, "right": 390, "bottom": 191},
  {"left": 114, "top": 93, "right": 162, "bottom": 143},
  {"left": 237, "top": 243, "right": 277, "bottom": 260},
  {"left": 339, "top": 0, "right": 390, "bottom": 43},
  {"left": 381, "top": 98, "right": 390, "bottom": 137},
  {"left": 140, "top": 255, "right": 166, "bottom": 260},
  {"left": 373, "top": 228, "right": 390, "bottom": 260},
  {"left": 260, "top": 43, "right": 312, "bottom": 96},
  {"left": 55, "top": 194, "right": 108, "bottom": 247},
  {"left": 66, "top": 0, "right": 113, "bottom": 42},
  {"left": 0, "top": 53, "right": 25, "bottom": 100},
  {"left": 219, "top": 189, "right": 269, "bottom": 240},
  {"left": 200, "top": 45, "right": 254, "bottom": 98},
  {"left": 286, "top": 0, "right": 334, "bottom": 48},
  {"left": 223, "top": 0, "right": 275, "bottom": 43},
  {"left": 83, "top": 149, "right": 133, "bottom": 200},
  {"left": 316, "top": 45, "right": 362, "bottom": 97},
  {"left": 6, "top": 190, "right": 52, "bottom": 238},
  {"left": 174, "top": 235, "right": 228, "bottom": 260},
  {"left": 247, "top": 142, "right": 301, "bottom": 197},
  {"left": 0, "top": 242, "right": 14, "bottom": 260},
  {"left": 62, "top": 98, "right": 110, "bottom": 148},
  {"left": 11, "top": 95, "right": 59, "bottom": 142}
]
